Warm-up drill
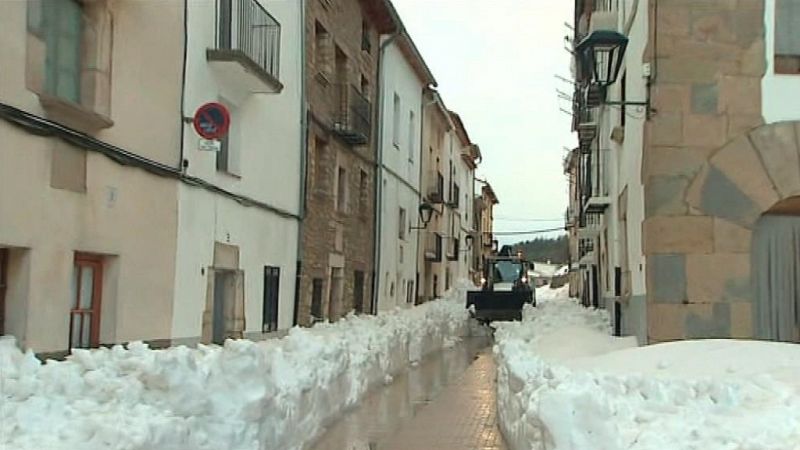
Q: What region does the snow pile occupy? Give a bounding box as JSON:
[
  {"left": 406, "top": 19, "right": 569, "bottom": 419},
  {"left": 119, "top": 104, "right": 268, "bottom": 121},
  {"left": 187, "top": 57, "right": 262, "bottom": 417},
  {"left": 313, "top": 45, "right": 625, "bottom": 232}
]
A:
[
  {"left": 1, "top": 286, "right": 470, "bottom": 450},
  {"left": 495, "top": 287, "right": 800, "bottom": 450}
]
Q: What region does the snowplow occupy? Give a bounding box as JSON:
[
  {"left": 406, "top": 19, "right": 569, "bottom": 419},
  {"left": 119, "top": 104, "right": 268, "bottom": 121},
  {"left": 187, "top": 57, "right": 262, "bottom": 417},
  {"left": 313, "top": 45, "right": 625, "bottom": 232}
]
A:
[{"left": 466, "top": 246, "right": 535, "bottom": 324}]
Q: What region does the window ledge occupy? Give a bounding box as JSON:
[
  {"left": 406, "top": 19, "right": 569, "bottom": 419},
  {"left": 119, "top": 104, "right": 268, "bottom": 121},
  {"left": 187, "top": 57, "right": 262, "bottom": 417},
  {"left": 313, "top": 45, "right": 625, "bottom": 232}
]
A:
[
  {"left": 39, "top": 94, "right": 113, "bottom": 132},
  {"left": 217, "top": 169, "right": 242, "bottom": 180}
]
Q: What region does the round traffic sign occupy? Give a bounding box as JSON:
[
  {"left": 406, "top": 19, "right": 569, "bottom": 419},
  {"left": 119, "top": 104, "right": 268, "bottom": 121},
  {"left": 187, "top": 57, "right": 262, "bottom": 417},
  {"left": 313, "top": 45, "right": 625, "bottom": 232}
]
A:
[{"left": 192, "top": 102, "right": 231, "bottom": 140}]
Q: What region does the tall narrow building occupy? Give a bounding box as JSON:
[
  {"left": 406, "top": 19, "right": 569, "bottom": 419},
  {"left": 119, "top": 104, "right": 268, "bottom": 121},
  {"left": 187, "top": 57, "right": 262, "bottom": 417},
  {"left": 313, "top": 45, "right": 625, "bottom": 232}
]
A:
[
  {"left": 298, "top": 0, "right": 398, "bottom": 323},
  {"left": 173, "top": 0, "right": 305, "bottom": 344},
  {"left": 374, "top": 29, "right": 436, "bottom": 312}
]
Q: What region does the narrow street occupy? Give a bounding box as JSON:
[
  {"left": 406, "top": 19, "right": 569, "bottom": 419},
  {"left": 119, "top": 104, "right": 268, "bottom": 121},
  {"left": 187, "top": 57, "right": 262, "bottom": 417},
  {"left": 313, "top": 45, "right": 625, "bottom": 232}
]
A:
[{"left": 309, "top": 336, "right": 507, "bottom": 450}]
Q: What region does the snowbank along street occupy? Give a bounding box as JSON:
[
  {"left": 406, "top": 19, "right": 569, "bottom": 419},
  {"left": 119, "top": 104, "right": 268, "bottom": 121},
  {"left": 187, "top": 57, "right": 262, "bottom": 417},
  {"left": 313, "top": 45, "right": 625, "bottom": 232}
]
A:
[
  {"left": 1, "top": 284, "right": 471, "bottom": 450},
  {"left": 495, "top": 286, "right": 800, "bottom": 450}
]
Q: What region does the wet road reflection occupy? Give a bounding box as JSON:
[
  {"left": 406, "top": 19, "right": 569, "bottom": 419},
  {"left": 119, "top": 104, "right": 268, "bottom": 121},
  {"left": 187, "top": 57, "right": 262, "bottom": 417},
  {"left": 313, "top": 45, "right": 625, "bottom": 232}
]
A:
[{"left": 308, "top": 337, "right": 492, "bottom": 450}]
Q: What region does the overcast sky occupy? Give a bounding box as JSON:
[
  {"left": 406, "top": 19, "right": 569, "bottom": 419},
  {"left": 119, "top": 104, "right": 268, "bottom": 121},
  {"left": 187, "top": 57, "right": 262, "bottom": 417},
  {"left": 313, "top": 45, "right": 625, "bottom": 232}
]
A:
[{"left": 391, "top": 0, "right": 576, "bottom": 244}]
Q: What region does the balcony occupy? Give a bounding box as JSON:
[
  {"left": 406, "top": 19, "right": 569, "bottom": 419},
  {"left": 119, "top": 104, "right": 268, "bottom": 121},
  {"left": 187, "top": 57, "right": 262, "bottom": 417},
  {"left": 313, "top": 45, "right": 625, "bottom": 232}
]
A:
[
  {"left": 424, "top": 232, "right": 443, "bottom": 262},
  {"left": 577, "top": 211, "right": 603, "bottom": 238},
  {"left": 580, "top": 148, "right": 610, "bottom": 214},
  {"left": 207, "top": 0, "right": 283, "bottom": 95},
  {"left": 333, "top": 84, "right": 371, "bottom": 145},
  {"left": 427, "top": 171, "right": 445, "bottom": 204},
  {"left": 578, "top": 238, "right": 595, "bottom": 267},
  {"left": 576, "top": 106, "right": 597, "bottom": 154}
]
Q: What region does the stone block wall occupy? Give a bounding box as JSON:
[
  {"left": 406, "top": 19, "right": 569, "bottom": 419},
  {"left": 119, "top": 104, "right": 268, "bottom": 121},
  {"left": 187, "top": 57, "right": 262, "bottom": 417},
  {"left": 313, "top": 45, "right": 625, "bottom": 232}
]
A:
[
  {"left": 642, "top": 0, "right": 770, "bottom": 342},
  {"left": 298, "top": 0, "right": 392, "bottom": 325}
]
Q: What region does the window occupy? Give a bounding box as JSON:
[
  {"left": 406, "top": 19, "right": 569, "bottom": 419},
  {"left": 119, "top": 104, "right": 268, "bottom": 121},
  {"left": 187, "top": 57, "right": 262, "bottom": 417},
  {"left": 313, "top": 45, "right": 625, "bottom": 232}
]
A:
[
  {"left": 70, "top": 253, "right": 103, "bottom": 349},
  {"left": 399, "top": 208, "right": 407, "bottom": 240},
  {"left": 27, "top": 0, "right": 83, "bottom": 103},
  {"left": 408, "top": 111, "right": 415, "bottom": 161},
  {"left": 354, "top": 271, "right": 365, "bottom": 313},
  {"left": 360, "top": 75, "right": 369, "bottom": 99},
  {"left": 406, "top": 281, "right": 415, "bottom": 304},
  {"left": 313, "top": 138, "right": 328, "bottom": 190},
  {"left": 311, "top": 278, "right": 324, "bottom": 322},
  {"left": 361, "top": 20, "right": 371, "bottom": 53},
  {"left": 27, "top": 0, "right": 112, "bottom": 121},
  {"left": 335, "top": 45, "right": 348, "bottom": 85},
  {"left": 359, "top": 169, "right": 368, "bottom": 214},
  {"left": 216, "top": 100, "right": 239, "bottom": 175},
  {"left": 775, "top": 0, "right": 800, "bottom": 74},
  {"left": 336, "top": 166, "right": 348, "bottom": 212},
  {"left": 392, "top": 93, "right": 401, "bottom": 147},
  {"left": 314, "top": 21, "right": 332, "bottom": 78},
  {"left": 452, "top": 183, "right": 460, "bottom": 208},
  {"left": 262, "top": 266, "right": 280, "bottom": 333}
]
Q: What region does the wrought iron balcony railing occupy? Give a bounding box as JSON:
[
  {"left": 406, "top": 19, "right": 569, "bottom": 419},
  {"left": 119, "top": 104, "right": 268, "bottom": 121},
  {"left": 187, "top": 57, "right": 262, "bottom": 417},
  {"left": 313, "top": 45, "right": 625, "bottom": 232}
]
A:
[
  {"left": 333, "top": 84, "right": 371, "bottom": 145},
  {"left": 210, "top": 0, "right": 281, "bottom": 91}
]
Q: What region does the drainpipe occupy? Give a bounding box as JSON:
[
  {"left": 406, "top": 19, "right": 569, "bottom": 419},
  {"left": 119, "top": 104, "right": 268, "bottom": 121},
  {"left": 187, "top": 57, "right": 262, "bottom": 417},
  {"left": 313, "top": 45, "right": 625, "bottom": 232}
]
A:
[
  {"left": 371, "top": 30, "right": 402, "bottom": 315},
  {"left": 294, "top": 0, "right": 308, "bottom": 325},
  {"left": 414, "top": 86, "right": 426, "bottom": 304},
  {"left": 178, "top": 0, "right": 189, "bottom": 172}
]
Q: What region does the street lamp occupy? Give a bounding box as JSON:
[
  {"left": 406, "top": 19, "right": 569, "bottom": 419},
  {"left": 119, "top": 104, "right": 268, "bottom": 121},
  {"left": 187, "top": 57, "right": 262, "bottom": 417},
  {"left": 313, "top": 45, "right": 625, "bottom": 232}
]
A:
[
  {"left": 575, "top": 29, "right": 650, "bottom": 113},
  {"left": 575, "top": 30, "right": 628, "bottom": 87},
  {"left": 410, "top": 202, "right": 435, "bottom": 230},
  {"left": 463, "top": 234, "right": 474, "bottom": 252}
]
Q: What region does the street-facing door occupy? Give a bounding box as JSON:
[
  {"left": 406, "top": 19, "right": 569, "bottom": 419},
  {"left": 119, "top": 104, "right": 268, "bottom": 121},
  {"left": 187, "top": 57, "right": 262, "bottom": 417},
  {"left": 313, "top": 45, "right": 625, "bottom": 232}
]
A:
[
  {"left": 213, "top": 270, "right": 234, "bottom": 345},
  {"left": 262, "top": 266, "right": 280, "bottom": 333},
  {"left": 329, "top": 267, "right": 343, "bottom": 320},
  {"left": 353, "top": 270, "right": 364, "bottom": 314},
  {"left": 70, "top": 253, "right": 103, "bottom": 349}
]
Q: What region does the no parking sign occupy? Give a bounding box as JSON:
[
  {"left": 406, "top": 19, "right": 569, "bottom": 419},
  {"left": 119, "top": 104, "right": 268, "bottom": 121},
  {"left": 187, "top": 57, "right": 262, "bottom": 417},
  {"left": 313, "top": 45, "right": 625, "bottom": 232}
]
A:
[{"left": 192, "top": 102, "right": 231, "bottom": 140}]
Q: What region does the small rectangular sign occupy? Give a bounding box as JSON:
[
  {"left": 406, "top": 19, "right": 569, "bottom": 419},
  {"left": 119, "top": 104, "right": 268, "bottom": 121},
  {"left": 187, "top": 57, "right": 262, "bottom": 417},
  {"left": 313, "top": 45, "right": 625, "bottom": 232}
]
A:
[{"left": 198, "top": 139, "right": 221, "bottom": 152}]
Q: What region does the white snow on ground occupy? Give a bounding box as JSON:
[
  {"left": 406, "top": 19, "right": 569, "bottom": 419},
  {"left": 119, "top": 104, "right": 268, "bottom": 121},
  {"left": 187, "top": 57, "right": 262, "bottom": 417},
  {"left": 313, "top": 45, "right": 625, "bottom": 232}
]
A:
[
  {"left": 0, "top": 283, "right": 471, "bottom": 450},
  {"left": 495, "top": 285, "right": 800, "bottom": 450}
]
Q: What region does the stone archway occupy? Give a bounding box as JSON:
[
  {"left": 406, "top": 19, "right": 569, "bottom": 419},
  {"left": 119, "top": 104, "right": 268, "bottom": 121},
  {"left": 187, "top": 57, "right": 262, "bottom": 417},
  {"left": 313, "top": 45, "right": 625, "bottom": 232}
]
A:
[
  {"left": 644, "top": 121, "right": 800, "bottom": 342},
  {"left": 679, "top": 121, "right": 800, "bottom": 340}
]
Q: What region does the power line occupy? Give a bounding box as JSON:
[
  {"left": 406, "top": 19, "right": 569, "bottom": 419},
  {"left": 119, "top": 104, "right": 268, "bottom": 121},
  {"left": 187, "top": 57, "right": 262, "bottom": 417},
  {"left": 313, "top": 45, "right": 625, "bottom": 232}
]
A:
[
  {"left": 493, "top": 227, "right": 565, "bottom": 236},
  {"left": 494, "top": 217, "right": 564, "bottom": 222}
]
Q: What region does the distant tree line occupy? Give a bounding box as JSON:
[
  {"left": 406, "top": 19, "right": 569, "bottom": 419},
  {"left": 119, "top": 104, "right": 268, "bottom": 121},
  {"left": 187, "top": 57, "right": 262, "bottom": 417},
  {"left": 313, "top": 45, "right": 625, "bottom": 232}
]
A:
[{"left": 513, "top": 235, "right": 569, "bottom": 264}]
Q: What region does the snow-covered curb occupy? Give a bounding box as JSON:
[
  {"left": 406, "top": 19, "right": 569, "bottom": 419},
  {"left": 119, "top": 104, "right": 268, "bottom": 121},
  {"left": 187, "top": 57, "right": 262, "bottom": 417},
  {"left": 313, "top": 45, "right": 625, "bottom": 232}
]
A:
[
  {"left": 1, "top": 283, "right": 472, "bottom": 450},
  {"left": 494, "top": 287, "right": 800, "bottom": 450}
]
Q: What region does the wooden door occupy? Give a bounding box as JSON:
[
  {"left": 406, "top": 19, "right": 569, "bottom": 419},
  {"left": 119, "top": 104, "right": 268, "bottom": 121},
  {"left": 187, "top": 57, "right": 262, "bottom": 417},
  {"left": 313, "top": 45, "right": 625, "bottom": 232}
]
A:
[{"left": 70, "top": 253, "right": 103, "bottom": 349}]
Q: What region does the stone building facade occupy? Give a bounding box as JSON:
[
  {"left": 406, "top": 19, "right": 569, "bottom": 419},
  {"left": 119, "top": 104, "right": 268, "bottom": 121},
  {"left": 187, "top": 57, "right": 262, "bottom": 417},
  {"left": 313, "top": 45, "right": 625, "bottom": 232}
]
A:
[
  {"left": 298, "top": 0, "right": 397, "bottom": 324},
  {"left": 570, "top": 0, "right": 800, "bottom": 343},
  {"left": 475, "top": 183, "right": 499, "bottom": 283}
]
